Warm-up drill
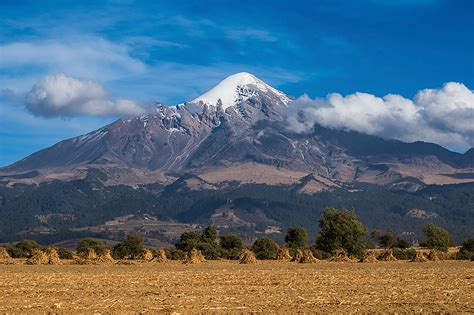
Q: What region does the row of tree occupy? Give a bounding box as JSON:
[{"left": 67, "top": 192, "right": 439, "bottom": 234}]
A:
[
  {"left": 172, "top": 208, "right": 471, "bottom": 260},
  {"left": 3, "top": 208, "right": 473, "bottom": 261}
]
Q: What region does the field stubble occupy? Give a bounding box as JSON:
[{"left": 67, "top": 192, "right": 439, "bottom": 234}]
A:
[{"left": 0, "top": 260, "right": 472, "bottom": 313}]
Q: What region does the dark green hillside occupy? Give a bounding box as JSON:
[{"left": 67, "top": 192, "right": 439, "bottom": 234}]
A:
[{"left": 0, "top": 178, "right": 473, "bottom": 244}]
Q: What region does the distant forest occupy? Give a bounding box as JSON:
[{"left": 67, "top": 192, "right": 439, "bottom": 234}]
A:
[{"left": 0, "top": 176, "right": 473, "bottom": 244}]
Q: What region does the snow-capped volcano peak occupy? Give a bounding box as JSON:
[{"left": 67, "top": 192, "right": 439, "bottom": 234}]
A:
[{"left": 190, "top": 72, "right": 291, "bottom": 109}]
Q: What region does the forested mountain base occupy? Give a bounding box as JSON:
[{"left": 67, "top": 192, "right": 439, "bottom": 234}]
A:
[{"left": 0, "top": 177, "right": 473, "bottom": 244}]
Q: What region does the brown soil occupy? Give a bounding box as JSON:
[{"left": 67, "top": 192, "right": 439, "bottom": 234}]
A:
[{"left": 0, "top": 261, "right": 472, "bottom": 313}]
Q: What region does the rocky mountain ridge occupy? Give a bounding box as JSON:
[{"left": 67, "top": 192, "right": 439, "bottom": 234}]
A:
[{"left": 1, "top": 72, "right": 473, "bottom": 192}]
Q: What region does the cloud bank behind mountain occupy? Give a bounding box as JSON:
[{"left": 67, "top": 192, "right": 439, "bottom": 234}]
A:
[{"left": 285, "top": 82, "right": 474, "bottom": 150}]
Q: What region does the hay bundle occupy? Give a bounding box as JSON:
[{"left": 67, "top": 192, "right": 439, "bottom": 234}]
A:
[
  {"left": 427, "top": 250, "right": 439, "bottom": 261},
  {"left": 411, "top": 251, "right": 428, "bottom": 262},
  {"left": 139, "top": 249, "right": 154, "bottom": 261},
  {"left": 239, "top": 249, "right": 257, "bottom": 264},
  {"left": 0, "top": 247, "right": 10, "bottom": 259},
  {"left": 184, "top": 248, "right": 206, "bottom": 264},
  {"left": 300, "top": 249, "right": 319, "bottom": 263},
  {"left": 84, "top": 248, "right": 98, "bottom": 260},
  {"left": 45, "top": 247, "right": 62, "bottom": 265},
  {"left": 96, "top": 249, "right": 115, "bottom": 264},
  {"left": 276, "top": 247, "right": 292, "bottom": 261},
  {"left": 26, "top": 249, "right": 49, "bottom": 265},
  {"left": 360, "top": 251, "right": 378, "bottom": 263},
  {"left": 329, "top": 249, "right": 353, "bottom": 262},
  {"left": 378, "top": 249, "right": 397, "bottom": 261},
  {"left": 291, "top": 249, "right": 304, "bottom": 262},
  {"left": 75, "top": 248, "right": 98, "bottom": 265},
  {"left": 0, "top": 247, "right": 14, "bottom": 265},
  {"left": 152, "top": 249, "right": 168, "bottom": 263}
]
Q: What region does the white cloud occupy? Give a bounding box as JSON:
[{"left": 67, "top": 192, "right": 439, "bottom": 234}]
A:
[
  {"left": 286, "top": 82, "right": 474, "bottom": 149},
  {"left": 25, "top": 74, "right": 146, "bottom": 117},
  {"left": 225, "top": 28, "right": 278, "bottom": 42},
  {"left": 0, "top": 37, "right": 146, "bottom": 91}
]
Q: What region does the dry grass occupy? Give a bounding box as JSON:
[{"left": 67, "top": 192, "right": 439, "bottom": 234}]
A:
[
  {"left": 360, "top": 251, "right": 379, "bottom": 263},
  {"left": 184, "top": 248, "right": 206, "bottom": 264},
  {"left": 276, "top": 247, "right": 292, "bottom": 261},
  {"left": 139, "top": 249, "right": 154, "bottom": 261},
  {"left": 412, "top": 251, "right": 429, "bottom": 263},
  {"left": 239, "top": 249, "right": 257, "bottom": 264},
  {"left": 26, "top": 249, "right": 49, "bottom": 265},
  {"left": 0, "top": 260, "right": 472, "bottom": 313},
  {"left": 151, "top": 249, "right": 168, "bottom": 263},
  {"left": 378, "top": 249, "right": 398, "bottom": 262}
]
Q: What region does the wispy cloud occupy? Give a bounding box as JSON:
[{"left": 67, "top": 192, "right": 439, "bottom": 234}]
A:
[
  {"left": 0, "top": 36, "right": 146, "bottom": 91},
  {"left": 225, "top": 28, "right": 278, "bottom": 42}
]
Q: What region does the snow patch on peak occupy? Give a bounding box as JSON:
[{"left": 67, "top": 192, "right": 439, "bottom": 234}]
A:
[{"left": 190, "top": 72, "right": 291, "bottom": 109}]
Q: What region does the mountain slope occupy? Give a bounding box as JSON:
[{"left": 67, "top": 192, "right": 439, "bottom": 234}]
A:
[{"left": 1, "top": 73, "right": 473, "bottom": 190}]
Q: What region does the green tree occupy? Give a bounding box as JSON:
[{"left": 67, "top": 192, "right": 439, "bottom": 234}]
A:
[
  {"left": 457, "top": 239, "right": 474, "bottom": 260},
  {"left": 393, "top": 238, "right": 410, "bottom": 249},
  {"left": 285, "top": 227, "right": 308, "bottom": 250},
  {"left": 422, "top": 223, "right": 453, "bottom": 252},
  {"left": 175, "top": 232, "right": 201, "bottom": 252},
  {"left": 220, "top": 234, "right": 243, "bottom": 259},
  {"left": 8, "top": 240, "right": 41, "bottom": 257},
  {"left": 201, "top": 226, "right": 217, "bottom": 243},
  {"left": 76, "top": 238, "right": 107, "bottom": 255},
  {"left": 315, "top": 208, "right": 367, "bottom": 257},
  {"left": 112, "top": 233, "right": 145, "bottom": 259},
  {"left": 122, "top": 233, "right": 145, "bottom": 259},
  {"left": 251, "top": 237, "right": 278, "bottom": 260},
  {"left": 379, "top": 230, "right": 395, "bottom": 248},
  {"left": 175, "top": 227, "right": 221, "bottom": 260},
  {"left": 57, "top": 247, "right": 74, "bottom": 259}
]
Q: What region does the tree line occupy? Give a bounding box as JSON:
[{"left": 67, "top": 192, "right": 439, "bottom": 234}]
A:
[{"left": 3, "top": 207, "right": 473, "bottom": 261}]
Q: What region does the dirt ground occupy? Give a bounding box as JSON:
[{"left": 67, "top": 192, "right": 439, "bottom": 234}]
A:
[{"left": 0, "top": 260, "right": 472, "bottom": 313}]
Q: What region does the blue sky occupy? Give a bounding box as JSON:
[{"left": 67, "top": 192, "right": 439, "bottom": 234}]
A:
[{"left": 1, "top": 0, "right": 473, "bottom": 166}]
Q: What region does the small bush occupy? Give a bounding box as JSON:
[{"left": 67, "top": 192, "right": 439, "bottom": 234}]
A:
[
  {"left": 456, "top": 239, "right": 474, "bottom": 260},
  {"left": 220, "top": 234, "right": 243, "bottom": 260},
  {"left": 112, "top": 233, "right": 145, "bottom": 259},
  {"left": 165, "top": 248, "right": 186, "bottom": 260},
  {"left": 310, "top": 248, "right": 332, "bottom": 260},
  {"left": 5, "top": 245, "right": 26, "bottom": 258},
  {"left": 57, "top": 247, "right": 74, "bottom": 259},
  {"left": 392, "top": 248, "right": 416, "bottom": 260},
  {"left": 393, "top": 238, "right": 410, "bottom": 249},
  {"left": 221, "top": 248, "right": 242, "bottom": 260},
  {"left": 285, "top": 227, "right": 308, "bottom": 250},
  {"left": 76, "top": 238, "right": 108, "bottom": 255},
  {"left": 197, "top": 242, "right": 221, "bottom": 260},
  {"left": 251, "top": 237, "right": 278, "bottom": 260}
]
